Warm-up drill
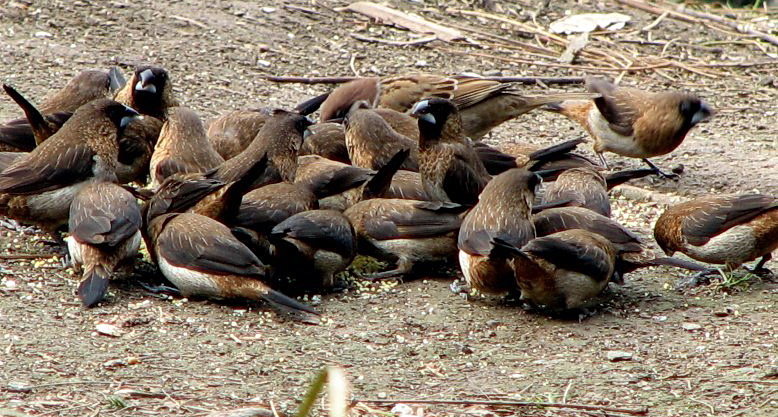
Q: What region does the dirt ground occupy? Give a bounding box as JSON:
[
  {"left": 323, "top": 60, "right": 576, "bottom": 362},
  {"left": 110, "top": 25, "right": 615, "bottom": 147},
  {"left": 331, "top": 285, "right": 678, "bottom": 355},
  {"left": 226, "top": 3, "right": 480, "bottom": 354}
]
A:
[{"left": 0, "top": 1, "right": 776, "bottom": 416}]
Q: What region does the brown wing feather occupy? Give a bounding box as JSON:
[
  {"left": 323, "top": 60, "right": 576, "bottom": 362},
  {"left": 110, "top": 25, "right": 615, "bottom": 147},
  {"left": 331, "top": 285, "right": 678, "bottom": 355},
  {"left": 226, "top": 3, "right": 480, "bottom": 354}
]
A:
[
  {"left": 69, "top": 182, "right": 141, "bottom": 247},
  {"left": 682, "top": 194, "right": 778, "bottom": 246},
  {"left": 0, "top": 143, "right": 95, "bottom": 194}
]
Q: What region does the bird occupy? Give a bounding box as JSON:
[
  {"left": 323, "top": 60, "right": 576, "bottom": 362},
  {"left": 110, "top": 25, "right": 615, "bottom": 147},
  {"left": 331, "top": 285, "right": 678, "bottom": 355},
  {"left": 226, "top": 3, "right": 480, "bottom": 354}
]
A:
[
  {"left": 40, "top": 67, "right": 126, "bottom": 114},
  {"left": 65, "top": 181, "right": 142, "bottom": 307},
  {"left": 457, "top": 168, "right": 539, "bottom": 295},
  {"left": 234, "top": 181, "right": 320, "bottom": 237},
  {"left": 411, "top": 98, "right": 490, "bottom": 206},
  {"left": 216, "top": 109, "right": 312, "bottom": 188},
  {"left": 540, "top": 167, "right": 612, "bottom": 217},
  {"left": 545, "top": 77, "right": 713, "bottom": 178},
  {"left": 299, "top": 122, "right": 350, "bottom": 164},
  {"left": 0, "top": 99, "right": 139, "bottom": 236},
  {"left": 532, "top": 206, "right": 706, "bottom": 283},
  {"left": 267, "top": 209, "right": 357, "bottom": 292},
  {"left": 344, "top": 199, "right": 467, "bottom": 280},
  {"left": 0, "top": 67, "right": 124, "bottom": 152},
  {"left": 145, "top": 154, "right": 268, "bottom": 224},
  {"left": 207, "top": 108, "right": 272, "bottom": 160},
  {"left": 149, "top": 107, "right": 225, "bottom": 190},
  {"left": 654, "top": 193, "right": 778, "bottom": 288},
  {"left": 318, "top": 73, "right": 599, "bottom": 139},
  {"left": 493, "top": 229, "right": 618, "bottom": 311},
  {"left": 488, "top": 138, "right": 596, "bottom": 178},
  {"left": 294, "top": 149, "right": 410, "bottom": 211},
  {"left": 344, "top": 102, "right": 419, "bottom": 171},
  {"left": 144, "top": 211, "right": 318, "bottom": 321},
  {"left": 113, "top": 66, "right": 178, "bottom": 119}
]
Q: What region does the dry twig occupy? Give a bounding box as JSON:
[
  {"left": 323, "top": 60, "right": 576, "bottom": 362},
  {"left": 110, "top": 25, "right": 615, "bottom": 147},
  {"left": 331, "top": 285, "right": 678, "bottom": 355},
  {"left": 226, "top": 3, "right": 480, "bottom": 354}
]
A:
[{"left": 353, "top": 398, "right": 648, "bottom": 415}]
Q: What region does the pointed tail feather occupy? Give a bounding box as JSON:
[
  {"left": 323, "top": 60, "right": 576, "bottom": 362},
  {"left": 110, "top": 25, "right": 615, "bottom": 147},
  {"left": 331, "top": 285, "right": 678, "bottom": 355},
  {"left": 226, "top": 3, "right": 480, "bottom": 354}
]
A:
[
  {"left": 527, "top": 137, "right": 586, "bottom": 163},
  {"left": 362, "top": 148, "right": 410, "bottom": 199},
  {"left": 78, "top": 265, "right": 110, "bottom": 308},
  {"left": 260, "top": 286, "right": 320, "bottom": 324},
  {"left": 605, "top": 168, "right": 655, "bottom": 190},
  {"left": 2, "top": 84, "right": 54, "bottom": 145},
  {"left": 295, "top": 92, "right": 331, "bottom": 116}
]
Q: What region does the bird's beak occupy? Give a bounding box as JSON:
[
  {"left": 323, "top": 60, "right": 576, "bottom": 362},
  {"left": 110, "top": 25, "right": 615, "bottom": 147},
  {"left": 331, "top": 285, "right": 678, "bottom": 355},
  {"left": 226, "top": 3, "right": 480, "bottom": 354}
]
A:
[
  {"left": 108, "top": 66, "right": 126, "bottom": 94},
  {"left": 410, "top": 99, "right": 430, "bottom": 117},
  {"left": 691, "top": 101, "right": 713, "bottom": 125},
  {"left": 418, "top": 113, "right": 436, "bottom": 125},
  {"left": 134, "top": 69, "right": 157, "bottom": 94},
  {"left": 120, "top": 114, "right": 142, "bottom": 129}
]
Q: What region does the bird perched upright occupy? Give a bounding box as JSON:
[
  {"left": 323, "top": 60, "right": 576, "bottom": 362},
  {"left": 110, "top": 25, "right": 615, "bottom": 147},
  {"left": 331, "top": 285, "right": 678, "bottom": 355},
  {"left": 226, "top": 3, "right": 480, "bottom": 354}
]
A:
[
  {"left": 0, "top": 68, "right": 125, "bottom": 152},
  {"left": 113, "top": 66, "right": 178, "bottom": 119},
  {"left": 66, "top": 181, "right": 142, "bottom": 307},
  {"left": 411, "top": 98, "right": 490, "bottom": 206},
  {"left": 0, "top": 99, "right": 139, "bottom": 236},
  {"left": 494, "top": 229, "right": 618, "bottom": 311},
  {"left": 318, "top": 73, "right": 598, "bottom": 139},
  {"left": 344, "top": 102, "right": 419, "bottom": 171},
  {"left": 545, "top": 77, "right": 712, "bottom": 178},
  {"left": 654, "top": 193, "right": 778, "bottom": 288},
  {"left": 149, "top": 107, "right": 225, "bottom": 189},
  {"left": 457, "top": 168, "right": 539, "bottom": 295},
  {"left": 216, "top": 109, "right": 312, "bottom": 188}
]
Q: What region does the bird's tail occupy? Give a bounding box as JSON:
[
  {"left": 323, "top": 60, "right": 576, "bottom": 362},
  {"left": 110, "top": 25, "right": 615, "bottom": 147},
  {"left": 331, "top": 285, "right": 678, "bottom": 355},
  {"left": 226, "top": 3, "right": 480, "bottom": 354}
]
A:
[
  {"left": 605, "top": 168, "right": 656, "bottom": 190},
  {"left": 236, "top": 277, "right": 320, "bottom": 323},
  {"left": 362, "top": 148, "right": 410, "bottom": 199},
  {"left": 616, "top": 256, "right": 708, "bottom": 275},
  {"left": 2, "top": 84, "right": 55, "bottom": 145},
  {"left": 473, "top": 142, "right": 518, "bottom": 176},
  {"left": 78, "top": 265, "right": 111, "bottom": 308}
]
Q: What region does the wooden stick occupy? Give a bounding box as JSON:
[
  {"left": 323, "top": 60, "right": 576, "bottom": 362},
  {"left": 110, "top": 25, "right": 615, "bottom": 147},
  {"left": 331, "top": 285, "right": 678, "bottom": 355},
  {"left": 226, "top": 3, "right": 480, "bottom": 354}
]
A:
[
  {"left": 616, "top": 0, "right": 778, "bottom": 46},
  {"left": 349, "top": 33, "right": 437, "bottom": 46},
  {"left": 263, "top": 75, "right": 586, "bottom": 85},
  {"left": 353, "top": 398, "right": 649, "bottom": 415},
  {"left": 0, "top": 253, "right": 60, "bottom": 260}
]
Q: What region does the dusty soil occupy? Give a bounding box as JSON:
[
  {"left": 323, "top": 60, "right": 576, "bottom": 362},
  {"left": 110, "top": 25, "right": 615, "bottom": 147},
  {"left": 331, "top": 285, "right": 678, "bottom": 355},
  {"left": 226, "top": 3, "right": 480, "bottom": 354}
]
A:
[{"left": 0, "top": 1, "right": 776, "bottom": 416}]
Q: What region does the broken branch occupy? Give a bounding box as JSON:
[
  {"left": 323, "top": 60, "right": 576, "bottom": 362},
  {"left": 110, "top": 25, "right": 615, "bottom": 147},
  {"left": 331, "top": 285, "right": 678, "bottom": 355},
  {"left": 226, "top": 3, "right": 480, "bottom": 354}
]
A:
[{"left": 353, "top": 398, "right": 649, "bottom": 415}]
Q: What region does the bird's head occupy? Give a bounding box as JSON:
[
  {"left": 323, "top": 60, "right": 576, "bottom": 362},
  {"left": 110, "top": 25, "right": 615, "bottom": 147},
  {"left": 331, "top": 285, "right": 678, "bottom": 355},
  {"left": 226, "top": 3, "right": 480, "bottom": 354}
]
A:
[
  {"left": 410, "top": 98, "right": 461, "bottom": 143},
  {"left": 680, "top": 96, "right": 713, "bottom": 127},
  {"left": 99, "top": 99, "right": 141, "bottom": 132},
  {"left": 132, "top": 66, "right": 173, "bottom": 117}
]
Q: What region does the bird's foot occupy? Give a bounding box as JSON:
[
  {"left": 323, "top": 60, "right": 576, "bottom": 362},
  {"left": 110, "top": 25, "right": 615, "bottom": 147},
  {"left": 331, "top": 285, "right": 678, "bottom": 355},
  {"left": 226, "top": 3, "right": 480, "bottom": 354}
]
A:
[
  {"left": 449, "top": 280, "right": 471, "bottom": 300},
  {"left": 137, "top": 281, "right": 182, "bottom": 296},
  {"left": 675, "top": 268, "right": 720, "bottom": 290},
  {"left": 744, "top": 265, "right": 774, "bottom": 279},
  {"left": 577, "top": 308, "right": 597, "bottom": 323},
  {"left": 642, "top": 158, "right": 680, "bottom": 180},
  {"left": 361, "top": 269, "right": 404, "bottom": 282}
]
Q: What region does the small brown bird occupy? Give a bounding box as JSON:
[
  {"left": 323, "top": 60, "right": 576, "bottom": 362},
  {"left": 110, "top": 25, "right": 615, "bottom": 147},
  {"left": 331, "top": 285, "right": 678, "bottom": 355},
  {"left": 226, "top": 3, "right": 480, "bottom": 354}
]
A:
[
  {"left": 545, "top": 77, "right": 712, "bottom": 178},
  {"left": 495, "top": 229, "right": 618, "bottom": 310},
  {"left": 216, "top": 109, "right": 312, "bottom": 188},
  {"left": 541, "top": 167, "right": 611, "bottom": 217},
  {"left": 235, "top": 182, "right": 320, "bottom": 236},
  {"left": 489, "top": 138, "right": 596, "bottom": 178},
  {"left": 113, "top": 66, "right": 178, "bottom": 119},
  {"left": 66, "top": 181, "right": 142, "bottom": 307},
  {"left": 149, "top": 107, "right": 224, "bottom": 190},
  {"left": 145, "top": 155, "right": 268, "bottom": 224},
  {"left": 295, "top": 149, "right": 410, "bottom": 211},
  {"left": 145, "top": 211, "right": 318, "bottom": 321},
  {"left": 344, "top": 199, "right": 467, "bottom": 279},
  {"left": 0, "top": 68, "right": 124, "bottom": 152},
  {"left": 319, "top": 74, "right": 598, "bottom": 139},
  {"left": 0, "top": 99, "right": 139, "bottom": 235},
  {"left": 299, "top": 122, "right": 350, "bottom": 164},
  {"left": 654, "top": 193, "right": 778, "bottom": 288},
  {"left": 457, "top": 169, "right": 539, "bottom": 295},
  {"left": 207, "top": 108, "right": 271, "bottom": 160},
  {"left": 268, "top": 209, "right": 357, "bottom": 292},
  {"left": 40, "top": 67, "right": 126, "bottom": 114},
  {"left": 411, "top": 98, "right": 490, "bottom": 206},
  {"left": 344, "top": 103, "right": 419, "bottom": 171},
  {"left": 532, "top": 206, "right": 705, "bottom": 283}
]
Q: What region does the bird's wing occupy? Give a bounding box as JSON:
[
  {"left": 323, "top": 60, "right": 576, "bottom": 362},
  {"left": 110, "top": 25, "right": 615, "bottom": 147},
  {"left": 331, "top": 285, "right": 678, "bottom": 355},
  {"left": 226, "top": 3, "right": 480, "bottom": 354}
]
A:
[
  {"left": 70, "top": 183, "right": 141, "bottom": 247},
  {"left": 0, "top": 142, "right": 95, "bottom": 194},
  {"left": 682, "top": 194, "right": 778, "bottom": 246}
]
